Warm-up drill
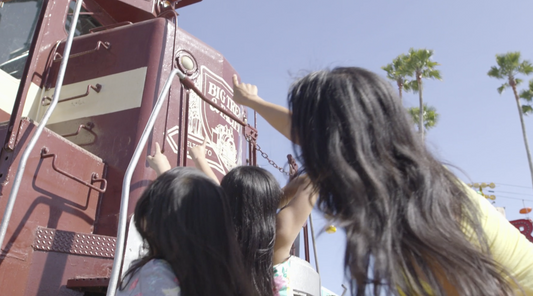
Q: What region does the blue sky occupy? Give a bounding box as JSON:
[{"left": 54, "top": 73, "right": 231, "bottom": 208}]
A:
[{"left": 179, "top": 1, "right": 533, "bottom": 294}]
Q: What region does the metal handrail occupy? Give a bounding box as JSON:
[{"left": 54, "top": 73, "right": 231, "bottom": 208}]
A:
[
  {"left": 106, "top": 68, "right": 186, "bottom": 296},
  {"left": 309, "top": 212, "right": 320, "bottom": 274},
  {"left": 0, "top": 0, "right": 85, "bottom": 255}
]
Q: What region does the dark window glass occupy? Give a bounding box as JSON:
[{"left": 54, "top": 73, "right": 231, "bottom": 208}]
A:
[
  {"left": 65, "top": 1, "right": 102, "bottom": 37},
  {"left": 0, "top": 0, "right": 43, "bottom": 79}
]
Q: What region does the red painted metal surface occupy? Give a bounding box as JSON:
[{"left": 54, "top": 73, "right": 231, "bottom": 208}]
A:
[
  {"left": 0, "top": 0, "right": 254, "bottom": 294},
  {"left": 510, "top": 219, "right": 533, "bottom": 243},
  {"left": 67, "top": 277, "right": 110, "bottom": 293},
  {"left": 0, "top": 119, "right": 106, "bottom": 295},
  {"left": 24, "top": 251, "right": 113, "bottom": 295},
  {"left": 0, "top": 110, "right": 9, "bottom": 124}
]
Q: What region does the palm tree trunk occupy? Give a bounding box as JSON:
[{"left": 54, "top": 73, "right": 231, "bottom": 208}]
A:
[
  {"left": 397, "top": 80, "right": 403, "bottom": 104},
  {"left": 512, "top": 83, "right": 533, "bottom": 188},
  {"left": 417, "top": 73, "right": 424, "bottom": 140}
]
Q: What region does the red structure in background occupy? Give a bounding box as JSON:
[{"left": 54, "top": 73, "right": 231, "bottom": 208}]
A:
[{"left": 510, "top": 219, "right": 533, "bottom": 243}]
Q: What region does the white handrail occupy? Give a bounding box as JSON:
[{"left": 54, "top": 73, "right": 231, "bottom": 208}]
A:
[
  {"left": 106, "top": 68, "right": 186, "bottom": 296},
  {"left": 309, "top": 212, "right": 320, "bottom": 274}
]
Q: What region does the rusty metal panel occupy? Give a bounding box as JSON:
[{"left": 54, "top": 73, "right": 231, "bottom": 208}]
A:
[{"left": 33, "top": 227, "right": 116, "bottom": 258}]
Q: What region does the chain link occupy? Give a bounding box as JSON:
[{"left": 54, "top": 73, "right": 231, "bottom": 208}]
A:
[{"left": 245, "top": 135, "right": 289, "bottom": 176}]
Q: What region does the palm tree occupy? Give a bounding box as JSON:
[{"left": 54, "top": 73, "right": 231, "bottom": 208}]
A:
[
  {"left": 488, "top": 52, "right": 533, "bottom": 188},
  {"left": 407, "top": 104, "right": 439, "bottom": 132},
  {"left": 405, "top": 48, "right": 442, "bottom": 140},
  {"left": 381, "top": 54, "right": 414, "bottom": 103}
]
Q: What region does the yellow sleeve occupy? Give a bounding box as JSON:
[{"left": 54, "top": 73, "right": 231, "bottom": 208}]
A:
[{"left": 468, "top": 188, "right": 533, "bottom": 294}]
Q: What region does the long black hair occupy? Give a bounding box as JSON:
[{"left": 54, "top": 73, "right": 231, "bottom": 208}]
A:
[
  {"left": 119, "top": 167, "right": 255, "bottom": 296},
  {"left": 288, "top": 67, "right": 515, "bottom": 295},
  {"left": 221, "top": 166, "right": 282, "bottom": 296}
]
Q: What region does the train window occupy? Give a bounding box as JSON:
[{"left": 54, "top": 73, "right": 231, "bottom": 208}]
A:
[
  {"left": 0, "top": 0, "right": 43, "bottom": 117},
  {"left": 64, "top": 0, "right": 101, "bottom": 37},
  {"left": 0, "top": 0, "right": 43, "bottom": 80}
]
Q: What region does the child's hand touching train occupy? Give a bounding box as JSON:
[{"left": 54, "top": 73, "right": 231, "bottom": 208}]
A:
[{"left": 147, "top": 142, "right": 171, "bottom": 177}]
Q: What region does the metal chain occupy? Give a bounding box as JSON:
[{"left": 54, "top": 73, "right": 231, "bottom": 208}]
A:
[{"left": 245, "top": 135, "right": 289, "bottom": 176}]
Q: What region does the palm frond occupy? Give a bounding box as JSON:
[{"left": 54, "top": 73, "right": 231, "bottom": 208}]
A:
[
  {"left": 407, "top": 104, "right": 439, "bottom": 131},
  {"left": 519, "top": 60, "right": 533, "bottom": 75},
  {"left": 405, "top": 48, "right": 441, "bottom": 81},
  {"left": 520, "top": 80, "right": 533, "bottom": 101},
  {"left": 520, "top": 89, "right": 533, "bottom": 102},
  {"left": 487, "top": 66, "right": 504, "bottom": 79},
  {"left": 382, "top": 54, "right": 412, "bottom": 81},
  {"left": 404, "top": 80, "right": 419, "bottom": 93},
  {"left": 427, "top": 69, "right": 442, "bottom": 80},
  {"left": 522, "top": 105, "right": 533, "bottom": 116},
  {"left": 497, "top": 83, "right": 509, "bottom": 94}
]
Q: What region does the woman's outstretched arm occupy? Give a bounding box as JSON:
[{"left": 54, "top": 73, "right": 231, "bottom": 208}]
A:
[{"left": 232, "top": 75, "right": 296, "bottom": 144}]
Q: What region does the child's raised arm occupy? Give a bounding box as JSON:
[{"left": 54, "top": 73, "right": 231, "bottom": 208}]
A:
[
  {"left": 147, "top": 142, "right": 171, "bottom": 176},
  {"left": 189, "top": 138, "right": 220, "bottom": 185},
  {"left": 273, "top": 175, "right": 317, "bottom": 264}
]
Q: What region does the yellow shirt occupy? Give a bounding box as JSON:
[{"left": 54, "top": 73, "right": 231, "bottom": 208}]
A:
[
  {"left": 469, "top": 187, "right": 533, "bottom": 294},
  {"left": 399, "top": 186, "right": 533, "bottom": 295}
]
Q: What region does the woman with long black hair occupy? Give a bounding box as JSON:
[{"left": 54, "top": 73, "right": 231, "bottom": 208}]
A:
[
  {"left": 231, "top": 69, "right": 533, "bottom": 295},
  {"left": 117, "top": 167, "right": 255, "bottom": 296}
]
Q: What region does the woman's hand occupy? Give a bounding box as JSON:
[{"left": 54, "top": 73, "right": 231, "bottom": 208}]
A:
[
  {"left": 147, "top": 142, "right": 171, "bottom": 176},
  {"left": 232, "top": 75, "right": 261, "bottom": 107}
]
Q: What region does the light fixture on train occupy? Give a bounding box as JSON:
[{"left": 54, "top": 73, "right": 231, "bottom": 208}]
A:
[{"left": 176, "top": 50, "right": 198, "bottom": 78}]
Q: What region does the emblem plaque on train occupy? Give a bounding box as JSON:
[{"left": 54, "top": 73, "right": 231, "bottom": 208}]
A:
[{"left": 186, "top": 66, "right": 245, "bottom": 175}]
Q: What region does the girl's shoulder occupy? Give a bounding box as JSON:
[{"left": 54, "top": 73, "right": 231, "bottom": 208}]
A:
[{"left": 118, "top": 259, "right": 181, "bottom": 296}]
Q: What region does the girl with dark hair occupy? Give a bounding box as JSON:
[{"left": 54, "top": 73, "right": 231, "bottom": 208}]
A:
[
  {"left": 191, "top": 142, "right": 317, "bottom": 296},
  {"left": 148, "top": 141, "right": 317, "bottom": 296},
  {"left": 117, "top": 166, "right": 255, "bottom": 296},
  {"left": 230, "top": 70, "right": 533, "bottom": 296}
]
